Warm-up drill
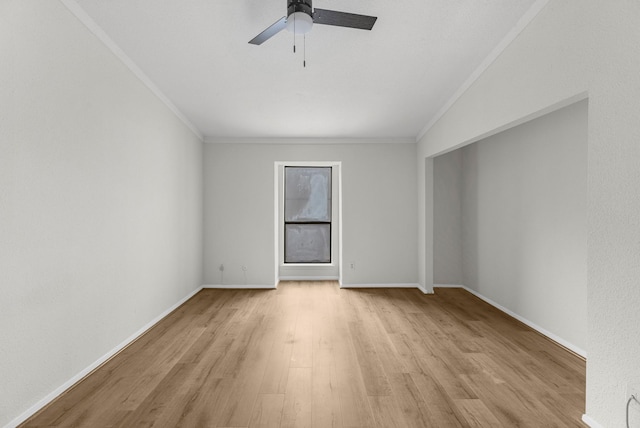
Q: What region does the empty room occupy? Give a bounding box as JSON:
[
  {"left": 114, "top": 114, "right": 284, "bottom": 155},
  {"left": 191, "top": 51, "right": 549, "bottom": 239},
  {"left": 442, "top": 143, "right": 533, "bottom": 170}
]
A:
[{"left": 2, "top": 1, "right": 640, "bottom": 427}]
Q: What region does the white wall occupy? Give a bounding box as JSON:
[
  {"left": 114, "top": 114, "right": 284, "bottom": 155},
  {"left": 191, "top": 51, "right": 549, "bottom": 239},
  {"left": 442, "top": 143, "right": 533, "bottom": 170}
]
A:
[
  {"left": 0, "top": 1, "right": 203, "bottom": 426},
  {"left": 463, "top": 100, "right": 587, "bottom": 352},
  {"left": 433, "top": 150, "right": 463, "bottom": 285},
  {"left": 204, "top": 140, "right": 418, "bottom": 287},
  {"left": 433, "top": 101, "right": 587, "bottom": 353},
  {"left": 418, "top": 1, "right": 640, "bottom": 426}
]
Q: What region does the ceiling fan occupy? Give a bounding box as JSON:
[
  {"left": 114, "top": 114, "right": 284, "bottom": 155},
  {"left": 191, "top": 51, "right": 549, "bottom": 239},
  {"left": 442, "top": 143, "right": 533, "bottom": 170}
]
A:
[{"left": 249, "top": 0, "right": 377, "bottom": 45}]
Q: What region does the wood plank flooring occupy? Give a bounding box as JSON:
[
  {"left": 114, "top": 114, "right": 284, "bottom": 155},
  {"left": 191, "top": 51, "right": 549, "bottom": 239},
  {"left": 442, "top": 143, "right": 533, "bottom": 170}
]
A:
[{"left": 22, "top": 282, "right": 586, "bottom": 427}]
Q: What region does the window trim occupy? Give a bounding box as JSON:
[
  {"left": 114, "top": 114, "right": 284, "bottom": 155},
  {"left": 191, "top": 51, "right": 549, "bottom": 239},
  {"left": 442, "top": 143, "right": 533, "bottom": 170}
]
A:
[{"left": 283, "top": 166, "right": 333, "bottom": 264}]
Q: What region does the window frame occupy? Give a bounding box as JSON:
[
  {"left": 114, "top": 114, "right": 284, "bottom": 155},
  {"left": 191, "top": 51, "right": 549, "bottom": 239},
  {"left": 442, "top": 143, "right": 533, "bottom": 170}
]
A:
[{"left": 283, "top": 166, "right": 332, "bottom": 264}]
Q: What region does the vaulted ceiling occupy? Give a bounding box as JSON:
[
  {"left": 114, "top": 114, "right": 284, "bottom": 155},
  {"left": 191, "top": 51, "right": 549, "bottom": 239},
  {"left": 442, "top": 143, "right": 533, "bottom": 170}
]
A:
[{"left": 69, "top": 0, "right": 540, "bottom": 140}]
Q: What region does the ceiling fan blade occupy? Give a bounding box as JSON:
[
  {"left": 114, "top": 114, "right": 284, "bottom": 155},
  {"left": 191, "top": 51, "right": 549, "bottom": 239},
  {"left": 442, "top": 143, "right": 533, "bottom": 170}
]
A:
[
  {"left": 249, "top": 16, "right": 287, "bottom": 45},
  {"left": 312, "top": 8, "right": 377, "bottom": 30}
]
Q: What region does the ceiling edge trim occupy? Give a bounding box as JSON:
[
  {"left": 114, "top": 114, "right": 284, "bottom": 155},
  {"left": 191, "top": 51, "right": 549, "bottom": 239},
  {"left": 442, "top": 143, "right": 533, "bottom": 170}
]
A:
[
  {"left": 203, "top": 137, "right": 417, "bottom": 145},
  {"left": 415, "top": 0, "right": 551, "bottom": 143},
  {"left": 59, "top": 0, "right": 204, "bottom": 142}
]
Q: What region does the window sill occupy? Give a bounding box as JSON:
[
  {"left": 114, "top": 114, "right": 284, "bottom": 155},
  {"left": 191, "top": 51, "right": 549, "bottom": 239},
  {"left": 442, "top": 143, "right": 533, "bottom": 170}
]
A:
[{"left": 281, "top": 263, "right": 335, "bottom": 267}]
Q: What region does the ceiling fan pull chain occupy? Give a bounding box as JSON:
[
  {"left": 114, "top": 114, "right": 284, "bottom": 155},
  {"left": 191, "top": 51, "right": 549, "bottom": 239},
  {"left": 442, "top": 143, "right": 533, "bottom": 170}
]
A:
[
  {"left": 303, "top": 34, "right": 306, "bottom": 68},
  {"left": 293, "top": 14, "right": 296, "bottom": 53}
]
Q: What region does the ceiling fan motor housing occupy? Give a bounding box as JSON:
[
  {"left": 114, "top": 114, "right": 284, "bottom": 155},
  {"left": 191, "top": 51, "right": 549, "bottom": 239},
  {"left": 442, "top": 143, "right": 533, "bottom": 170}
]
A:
[
  {"left": 287, "top": 0, "right": 312, "bottom": 17},
  {"left": 286, "top": 0, "right": 313, "bottom": 34}
]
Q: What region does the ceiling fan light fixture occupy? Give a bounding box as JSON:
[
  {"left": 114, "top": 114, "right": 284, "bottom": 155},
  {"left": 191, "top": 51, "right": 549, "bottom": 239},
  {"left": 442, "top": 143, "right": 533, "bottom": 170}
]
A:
[
  {"left": 286, "top": 11, "right": 313, "bottom": 34},
  {"left": 248, "top": 0, "right": 376, "bottom": 45}
]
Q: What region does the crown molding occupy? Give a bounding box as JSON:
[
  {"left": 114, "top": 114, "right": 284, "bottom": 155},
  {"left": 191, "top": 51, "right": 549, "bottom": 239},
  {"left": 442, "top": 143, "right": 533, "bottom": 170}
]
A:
[
  {"left": 204, "top": 137, "right": 416, "bottom": 144},
  {"left": 416, "top": 0, "right": 551, "bottom": 143},
  {"left": 60, "top": 0, "right": 203, "bottom": 141}
]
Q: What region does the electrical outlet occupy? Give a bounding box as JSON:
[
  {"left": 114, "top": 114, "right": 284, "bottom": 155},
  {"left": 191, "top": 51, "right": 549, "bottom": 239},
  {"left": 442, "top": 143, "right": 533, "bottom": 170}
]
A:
[{"left": 350, "top": 262, "right": 355, "bottom": 270}]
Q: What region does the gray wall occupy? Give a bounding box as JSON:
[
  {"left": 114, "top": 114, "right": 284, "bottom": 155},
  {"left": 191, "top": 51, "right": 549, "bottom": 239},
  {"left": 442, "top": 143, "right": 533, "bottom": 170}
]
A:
[
  {"left": 433, "top": 150, "right": 463, "bottom": 285},
  {"left": 204, "top": 140, "right": 418, "bottom": 287},
  {"left": 418, "top": 2, "right": 640, "bottom": 424},
  {"left": 0, "top": 2, "right": 203, "bottom": 425},
  {"left": 466, "top": 100, "right": 587, "bottom": 352},
  {"left": 433, "top": 100, "right": 588, "bottom": 353}
]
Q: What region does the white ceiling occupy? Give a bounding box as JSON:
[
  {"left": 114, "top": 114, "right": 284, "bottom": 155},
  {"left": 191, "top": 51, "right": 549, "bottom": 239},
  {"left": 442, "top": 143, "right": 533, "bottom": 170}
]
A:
[{"left": 69, "top": 0, "right": 540, "bottom": 140}]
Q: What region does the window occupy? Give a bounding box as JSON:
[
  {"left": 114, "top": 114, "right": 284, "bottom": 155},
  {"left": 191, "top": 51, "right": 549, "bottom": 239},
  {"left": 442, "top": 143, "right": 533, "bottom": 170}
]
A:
[{"left": 284, "top": 166, "right": 332, "bottom": 263}]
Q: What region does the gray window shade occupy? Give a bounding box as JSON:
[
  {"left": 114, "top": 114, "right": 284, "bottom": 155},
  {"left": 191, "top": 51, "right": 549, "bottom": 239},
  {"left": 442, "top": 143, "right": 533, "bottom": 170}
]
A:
[
  {"left": 285, "top": 224, "right": 331, "bottom": 263},
  {"left": 285, "top": 167, "right": 331, "bottom": 222},
  {"left": 284, "top": 167, "right": 332, "bottom": 263}
]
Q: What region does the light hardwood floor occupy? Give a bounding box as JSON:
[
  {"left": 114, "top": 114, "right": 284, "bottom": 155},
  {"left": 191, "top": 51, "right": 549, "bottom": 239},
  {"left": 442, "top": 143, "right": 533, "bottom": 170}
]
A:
[{"left": 23, "top": 281, "right": 586, "bottom": 427}]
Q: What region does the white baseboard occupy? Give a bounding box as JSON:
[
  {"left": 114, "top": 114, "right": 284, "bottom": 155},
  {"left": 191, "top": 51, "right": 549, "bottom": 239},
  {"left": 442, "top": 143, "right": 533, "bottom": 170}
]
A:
[
  {"left": 445, "top": 285, "right": 586, "bottom": 358},
  {"left": 278, "top": 276, "right": 339, "bottom": 281},
  {"left": 418, "top": 284, "right": 431, "bottom": 294},
  {"left": 581, "top": 414, "right": 604, "bottom": 428},
  {"left": 4, "top": 286, "right": 203, "bottom": 428},
  {"left": 434, "top": 283, "right": 465, "bottom": 288},
  {"left": 203, "top": 284, "right": 277, "bottom": 290},
  {"left": 341, "top": 283, "right": 421, "bottom": 289}
]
